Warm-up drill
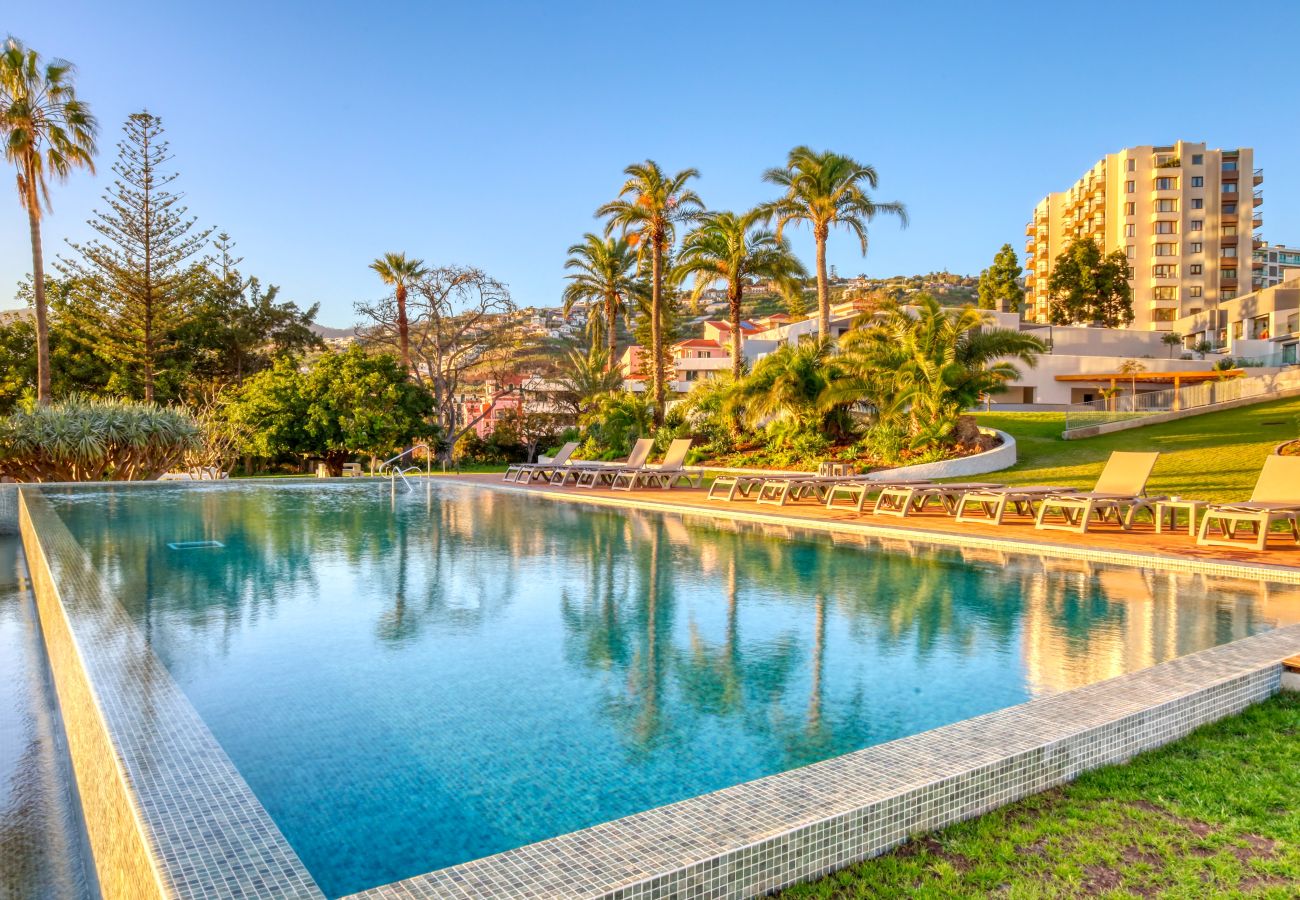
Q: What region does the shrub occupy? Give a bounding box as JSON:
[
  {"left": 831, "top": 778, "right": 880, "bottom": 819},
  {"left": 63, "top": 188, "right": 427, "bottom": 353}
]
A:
[{"left": 0, "top": 395, "right": 202, "bottom": 482}]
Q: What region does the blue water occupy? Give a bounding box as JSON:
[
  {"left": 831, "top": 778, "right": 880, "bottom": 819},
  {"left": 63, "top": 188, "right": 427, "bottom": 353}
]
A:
[{"left": 45, "top": 481, "right": 1284, "bottom": 897}]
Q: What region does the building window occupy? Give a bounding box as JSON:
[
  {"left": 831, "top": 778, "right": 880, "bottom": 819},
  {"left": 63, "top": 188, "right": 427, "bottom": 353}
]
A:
[
  {"left": 1189, "top": 220, "right": 1203, "bottom": 231},
  {"left": 1190, "top": 242, "right": 1203, "bottom": 253},
  {"left": 1223, "top": 224, "right": 1237, "bottom": 236},
  {"left": 1223, "top": 247, "right": 1237, "bottom": 258},
  {"left": 1191, "top": 154, "right": 1204, "bottom": 165},
  {"left": 1155, "top": 220, "right": 1177, "bottom": 234},
  {"left": 1151, "top": 307, "right": 1177, "bottom": 322},
  {"left": 1156, "top": 199, "right": 1177, "bottom": 212},
  {"left": 1192, "top": 198, "right": 1204, "bottom": 209},
  {"left": 1155, "top": 243, "right": 1178, "bottom": 256},
  {"left": 1155, "top": 177, "right": 1177, "bottom": 190},
  {"left": 1189, "top": 286, "right": 1203, "bottom": 298},
  {"left": 1127, "top": 159, "right": 1136, "bottom": 172},
  {"left": 1223, "top": 268, "right": 1238, "bottom": 280},
  {"left": 1126, "top": 244, "right": 1135, "bottom": 259},
  {"left": 1125, "top": 201, "right": 1136, "bottom": 215},
  {"left": 1223, "top": 182, "right": 1237, "bottom": 193},
  {"left": 1126, "top": 180, "right": 1135, "bottom": 193},
  {"left": 1153, "top": 264, "right": 1177, "bottom": 278},
  {"left": 1191, "top": 176, "right": 1204, "bottom": 187},
  {"left": 1224, "top": 203, "right": 1237, "bottom": 214},
  {"left": 1223, "top": 160, "right": 1238, "bottom": 171},
  {"left": 1190, "top": 263, "right": 1203, "bottom": 275},
  {"left": 1124, "top": 223, "right": 1136, "bottom": 237}
]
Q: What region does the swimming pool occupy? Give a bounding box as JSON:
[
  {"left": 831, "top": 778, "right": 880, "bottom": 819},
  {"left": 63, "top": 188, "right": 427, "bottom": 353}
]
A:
[{"left": 42, "top": 480, "right": 1285, "bottom": 897}]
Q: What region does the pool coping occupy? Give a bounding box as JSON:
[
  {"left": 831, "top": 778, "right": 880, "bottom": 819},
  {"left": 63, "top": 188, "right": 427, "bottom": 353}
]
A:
[
  {"left": 446, "top": 476, "right": 1300, "bottom": 585},
  {"left": 19, "top": 487, "right": 325, "bottom": 900}
]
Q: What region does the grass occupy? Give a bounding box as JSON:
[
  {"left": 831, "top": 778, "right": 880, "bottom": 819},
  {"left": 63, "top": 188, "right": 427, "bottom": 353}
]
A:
[
  {"left": 781, "top": 692, "right": 1300, "bottom": 899},
  {"left": 971, "top": 396, "right": 1300, "bottom": 503}
]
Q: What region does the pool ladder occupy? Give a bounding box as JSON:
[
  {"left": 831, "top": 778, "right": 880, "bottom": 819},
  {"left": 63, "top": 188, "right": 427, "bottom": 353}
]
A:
[{"left": 378, "top": 444, "right": 431, "bottom": 493}]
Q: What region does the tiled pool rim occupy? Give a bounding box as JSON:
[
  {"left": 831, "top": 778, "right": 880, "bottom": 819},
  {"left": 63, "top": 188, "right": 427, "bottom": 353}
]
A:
[{"left": 18, "top": 482, "right": 1300, "bottom": 900}]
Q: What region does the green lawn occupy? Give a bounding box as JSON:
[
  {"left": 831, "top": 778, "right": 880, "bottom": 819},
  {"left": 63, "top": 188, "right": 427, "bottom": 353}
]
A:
[
  {"left": 971, "top": 397, "right": 1300, "bottom": 503},
  {"left": 781, "top": 692, "right": 1300, "bottom": 899}
]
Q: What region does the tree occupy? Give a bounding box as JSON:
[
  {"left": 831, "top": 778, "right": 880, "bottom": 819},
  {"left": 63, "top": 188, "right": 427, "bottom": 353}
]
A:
[
  {"left": 725, "top": 341, "right": 844, "bottom": 435},
  {"left": 182, "top": 234, "right": 322, "bottom": 392},
  {"left": 369, "top": 252, "right": 426, "bottom": 370},
  {"left": 1046, "top": 238, "right": 1134, "bottom": 328},
  {"left": 1, "top": 36, "right": 98, "bottom": 404},
  {"left": 826, "top": 296, "right": 1045, "bottom": 447},
  {"left": 977, "top": 243, "right": 1024, "bottom": 313},
  {"left": 677, "top": 210, "right": 806, "bottom": 379},
  {"left": 561, "top": 234, "right": 640, "bottom": 366},
  {"left": 1118, "top": 358, "right": 1146, "bottom": 399},
  {"left": 597, "top": 161, "right": 704, "bottom": 426},
  {"left": 0, "top": 275, "right": 114, "bottom": 411},
  {"left": 355, "top": 264, "right": 519, "bottom": 461},
  {"left": 226, "top": 346, "right": 435, "bottom": 475},
  {"left": 58, "top": 111, "right": 213, "bottom": 401},
  {"left": 1161, "top": 331, "right": 1183, "bottom": 358},
  {"left": 760, "top": 147, "right": 906, "bottom": 341},
  {"left": 553, "top": 346, "right": 624, "bottom": 418}
]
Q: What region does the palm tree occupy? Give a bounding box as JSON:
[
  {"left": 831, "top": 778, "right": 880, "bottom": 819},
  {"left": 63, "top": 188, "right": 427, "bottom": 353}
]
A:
[
  {"left": 555, "top": 346, "right": 624, "bottom": 417},
  {"left": 760, "top": 147, "right": 906, "bottom": 342},
  {"left": 828, "top": 295, "right": 1044, "bottom": 446},
  {"left": 597, "top": 161, "right": 704, "bottom": 425},
  {"left": 677, "top": 210, "right": 806, "bottom": 379},
  {"left": 369, "top": 251, "right": 427, "bottom": 370},
  {"left": 724, "top": 341, "right": 843, "bottom": 434},
  {"left": 1, "top": 37, "right": 97, "bottom": 404},
  {"left": 562, "top": 234, "right": 640, "bottom": 366}
]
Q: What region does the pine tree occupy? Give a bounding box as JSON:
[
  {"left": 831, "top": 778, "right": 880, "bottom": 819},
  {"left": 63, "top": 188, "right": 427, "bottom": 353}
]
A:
[
  {"left": 58, "top": 111, "right": 212, "bottom": 401},
  {"left": 977, "top": 244, "right": 1025, "bottom": 313}
]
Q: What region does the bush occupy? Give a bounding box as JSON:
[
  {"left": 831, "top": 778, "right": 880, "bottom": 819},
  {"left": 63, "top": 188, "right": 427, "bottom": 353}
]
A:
[{"left": 0, "top": 395, "right": 202, "bottom": 482}]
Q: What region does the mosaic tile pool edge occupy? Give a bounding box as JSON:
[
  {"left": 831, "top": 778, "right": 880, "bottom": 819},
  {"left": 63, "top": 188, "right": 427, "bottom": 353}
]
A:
[
  {"left": 347, "top": 627, "right": 1300, "bottom": 899},
  {"left": 19, "top": 488, "right": 325, "bottom": 900}
]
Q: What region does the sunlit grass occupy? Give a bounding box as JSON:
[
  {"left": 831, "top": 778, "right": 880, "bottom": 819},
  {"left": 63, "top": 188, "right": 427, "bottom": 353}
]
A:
[{"left": 972, "top": 396, "right": 1300, "bottom": 503}]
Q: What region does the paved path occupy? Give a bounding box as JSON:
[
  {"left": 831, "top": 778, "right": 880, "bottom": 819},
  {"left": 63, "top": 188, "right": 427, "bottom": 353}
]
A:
[{"left": 0, "top": 536, "right": 92, "bottom": 900}]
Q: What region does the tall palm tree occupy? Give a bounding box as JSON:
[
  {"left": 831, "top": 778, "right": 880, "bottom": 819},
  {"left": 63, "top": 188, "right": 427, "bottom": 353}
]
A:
[
  {"left": 561, "top": 233, "right": 640, "bottom": 367},
  {"left": 760, "top": 146, "right": 907, "bottom": 342},
  {"left": 369, "top": 251, "right": 426, "bottom": 370},
  {"left": 597, "top": 161, "right": 703, "bottom": 426},
  {"left": 677, "top": 209, "right": 806, "bottom": 379},
  {"left": 1, "top": 36, "right": 97, "bottom": 404}
]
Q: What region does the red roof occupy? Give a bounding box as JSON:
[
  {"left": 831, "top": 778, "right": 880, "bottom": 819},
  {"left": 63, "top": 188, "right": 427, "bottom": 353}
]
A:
[
  {"left": 675, "top": 338, "right": 724, "bottom": 349},
  {"left": 704, "top": 320, "right": 760, "bottom": 333}
]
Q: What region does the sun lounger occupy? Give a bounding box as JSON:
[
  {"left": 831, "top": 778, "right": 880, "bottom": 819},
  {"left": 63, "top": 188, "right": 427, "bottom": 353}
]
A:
[
  {"left": 567, "top": 439, "right": 653, "bottom": 488},
  {"left": 872, "top": 482, "right": 1004, "bottom": 518},
  {"left": 707, "top": 473, "right": 768, "bottom": 501},
  {"left": 823, "top": 479, "right": 929, "bottom": 514},
  {"left": 1196, "top": 455, "right": 1300, "bottom": 551},
  {"left": 610, "top": 439, "right": 702, "bottom": 490},
  {"left": 953, "top": 485, "right": 1071, "bottom": 524},
  {"left": 504, "top": 441, "right": 578, "bottom": 483},
  {"left": 754, "top": 474, "right": 868, "bottom": 507},
  {"left": 1034, "top": 452, "right": 1164, "bottom": 533}
]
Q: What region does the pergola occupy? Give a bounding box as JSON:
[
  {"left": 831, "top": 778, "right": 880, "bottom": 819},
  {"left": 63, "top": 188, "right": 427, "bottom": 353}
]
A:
[{"left": 1055, "top": 369, "right": 1243, "bottom": 411}]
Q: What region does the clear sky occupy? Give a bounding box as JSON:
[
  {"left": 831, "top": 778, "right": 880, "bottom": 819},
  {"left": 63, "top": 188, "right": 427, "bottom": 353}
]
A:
[{"left": 4, "top": 1, "right": 1299, "bottom": 326}]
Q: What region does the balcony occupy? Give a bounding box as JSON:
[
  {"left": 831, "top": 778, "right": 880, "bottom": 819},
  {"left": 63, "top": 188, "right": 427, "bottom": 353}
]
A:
[
  {"left": 1219, "top": 257, "right": 1240, "bottom": 269},
  {"left": 1221, "top": 192, "right": 1240, "bottom": 205},
  {"left": 1253, "top": 191, "right": 1263, "bottom": 207},
  {"left": 1254, "top": 168, "right": 1264, "bottom": 185},
  {"left": 1253, "top": 216, "right": 1263, "bottom": 229},
  {"left": 1025, "top": 222, "right": 1035, "bottom": 236},
  {"left": 1149, "top": 209, "right": 1179, "bottom": 223},
  {"left": 1221, "top": 167, "right": 1239, "bottom": 182}
]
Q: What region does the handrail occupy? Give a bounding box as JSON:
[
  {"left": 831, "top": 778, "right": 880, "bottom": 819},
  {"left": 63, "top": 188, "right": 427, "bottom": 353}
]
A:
[{"left": 378, "top": 443, "right": 431, "bottom": 492}]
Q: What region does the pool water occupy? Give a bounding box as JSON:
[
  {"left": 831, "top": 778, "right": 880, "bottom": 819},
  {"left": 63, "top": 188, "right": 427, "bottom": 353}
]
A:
[{"left": 46, "top": 481, "right": 1283, "bottom": 897}]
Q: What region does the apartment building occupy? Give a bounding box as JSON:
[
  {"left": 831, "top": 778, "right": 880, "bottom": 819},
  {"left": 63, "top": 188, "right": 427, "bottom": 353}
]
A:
[
  {"left": 1253, "top": 242, "right": 1300, "bottom": 290},
  {"left": 1024, "top": 142, "right": 1262, "bottom": 331}
]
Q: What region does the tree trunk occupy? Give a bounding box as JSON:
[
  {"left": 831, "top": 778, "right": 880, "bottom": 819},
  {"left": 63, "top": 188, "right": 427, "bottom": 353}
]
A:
[
  {"left": 729, "top": 280, "right": 743, "bottom": 380},
  {"left": 650, "top": 239, "right": 665, "bottom": 426},
  {"left": 396, "top": 283, "right": 410, "bottom": 369},
  {"left": 25, "top": 177, "right": 51, "bottom": 405},
  {"left": 606, "top": 292, "right": 617, "bottom": 370},
  {"left": 815, "top": 227, "right": 830, "bottom": 342},
  {"left": 324, "top": 451, "right": 348, "bottom": 477}
]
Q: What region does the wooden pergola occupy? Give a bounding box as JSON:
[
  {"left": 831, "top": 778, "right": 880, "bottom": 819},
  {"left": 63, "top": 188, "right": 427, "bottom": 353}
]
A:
[{"left": 1056, "top": 369, "right": 1243, "bottom": 411}]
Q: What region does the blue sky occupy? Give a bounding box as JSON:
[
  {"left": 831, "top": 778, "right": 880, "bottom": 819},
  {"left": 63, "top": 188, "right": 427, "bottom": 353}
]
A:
[{"left": 4, "top": 1, "right": 1299, "bottom": 326}]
